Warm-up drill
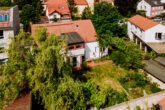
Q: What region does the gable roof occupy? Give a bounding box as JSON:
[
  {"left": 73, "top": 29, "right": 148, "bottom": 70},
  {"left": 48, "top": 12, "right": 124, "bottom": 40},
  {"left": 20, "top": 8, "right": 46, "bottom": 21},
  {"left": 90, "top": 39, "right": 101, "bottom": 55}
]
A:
[
  {"left": 128, "top": 15, "right": 159, "bottom": 31},
  {"left": 31, "top": 20, "right": 97, "bottom": 42},
  {"left": 75, "top": 0, "right": 88, "bottom": 5},
  {"left": 44, "top": 0, "right": 71, "bottom": 16},
  {"left": 144, "top": 0, "right": 163, "bottom": 6}
]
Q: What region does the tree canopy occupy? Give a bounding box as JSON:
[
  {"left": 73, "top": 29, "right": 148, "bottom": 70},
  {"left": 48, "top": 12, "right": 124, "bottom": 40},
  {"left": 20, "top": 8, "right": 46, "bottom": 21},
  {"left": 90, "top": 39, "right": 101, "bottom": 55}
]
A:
[
  {"left": 114, "top": 0, "right": 139, "bottom": 17},
  {"left": 20, "top": 4, "right": 40, "bottom": 31},
  {"left": 92, "top": 2, "right": 127, "bottom": 46}
]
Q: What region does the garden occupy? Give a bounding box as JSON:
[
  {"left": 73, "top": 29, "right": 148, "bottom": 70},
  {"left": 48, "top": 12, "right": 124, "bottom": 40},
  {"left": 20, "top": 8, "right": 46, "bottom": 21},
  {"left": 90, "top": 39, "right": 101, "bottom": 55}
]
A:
[{"left": 76, "top": 62, "right": 163, "bottom": 101}]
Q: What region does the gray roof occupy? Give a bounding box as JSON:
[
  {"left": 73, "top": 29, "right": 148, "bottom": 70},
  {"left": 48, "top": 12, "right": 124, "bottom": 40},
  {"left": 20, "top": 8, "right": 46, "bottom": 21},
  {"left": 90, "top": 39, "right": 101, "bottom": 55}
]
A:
[
  {"left": 61, "top": 32, "right": 85, "bottom": 45},
  {"left": 145, "top": 0, "right": 163, "bottom": 6}
]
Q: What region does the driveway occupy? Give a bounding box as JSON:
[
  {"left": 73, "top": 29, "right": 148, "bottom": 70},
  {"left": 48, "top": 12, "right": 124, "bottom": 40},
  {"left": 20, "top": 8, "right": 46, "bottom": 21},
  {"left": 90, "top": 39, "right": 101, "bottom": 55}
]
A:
[{"left": 144, "top": 57, "right": 165, "bottom": 83}]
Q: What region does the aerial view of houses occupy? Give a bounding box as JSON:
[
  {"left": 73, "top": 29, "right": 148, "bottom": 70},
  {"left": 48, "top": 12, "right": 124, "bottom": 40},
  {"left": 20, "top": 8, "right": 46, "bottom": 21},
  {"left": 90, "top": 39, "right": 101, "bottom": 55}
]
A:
[{"left": 1, "top": 0, "right": 165, "bottom": 110}]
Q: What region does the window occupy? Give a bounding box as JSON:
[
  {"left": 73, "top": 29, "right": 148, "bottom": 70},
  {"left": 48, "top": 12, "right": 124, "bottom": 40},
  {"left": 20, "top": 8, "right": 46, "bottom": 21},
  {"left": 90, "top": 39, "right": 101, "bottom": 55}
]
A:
[
  {"left": 68, "top": 45, "right": 74, "bottom": 50},
  {"left": 0, "top": 45, "right": 4, "bottom": 53},
  {"left": 0, "top": 59, "right": 7, "bottom": 65},
  {"left": 0, "top": 30, "right": 3, "bottom": 39},
  {"left": 155, "top": 33, "right": 162, "bottom": 40},
  {"left": 0, "top": 14, "right": 2, "bottom": 21},
  {"left": 72, "top": 57, "right": 77, "bottom": 67},
  {"left": 4, "top": 14, "right": 8, "bottom": 21},
  {"left": 76, "top": 44, "right": 82, "bottom": 49}
]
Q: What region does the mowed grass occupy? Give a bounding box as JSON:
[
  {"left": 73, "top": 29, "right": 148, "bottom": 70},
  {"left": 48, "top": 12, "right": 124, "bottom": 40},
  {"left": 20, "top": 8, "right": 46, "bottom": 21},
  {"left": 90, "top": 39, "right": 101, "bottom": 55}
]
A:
[{"left": 83, "top": 63, "right": 133, "bottom": 92}]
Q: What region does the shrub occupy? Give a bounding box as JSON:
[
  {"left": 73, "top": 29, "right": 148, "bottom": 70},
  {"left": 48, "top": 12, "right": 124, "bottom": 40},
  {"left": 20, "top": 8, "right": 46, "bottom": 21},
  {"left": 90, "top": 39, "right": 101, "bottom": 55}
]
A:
[
  {"left": 82, "top": 61, "right": 89, "bottom": 70},
  {"left": 145, "top": 51, "right": 157, "bottom": 60},
  {"left": 102, "top": 87, "right": 128, "bottom": 107},
  {"left": 110, "top": 37, "right": 143, "bottom": 70},
  {"left": 150, "top": 83, "right": 162, "bottom": 93},
  {"left": 159, "top": 53, "right": 165, "bottom": 57}
]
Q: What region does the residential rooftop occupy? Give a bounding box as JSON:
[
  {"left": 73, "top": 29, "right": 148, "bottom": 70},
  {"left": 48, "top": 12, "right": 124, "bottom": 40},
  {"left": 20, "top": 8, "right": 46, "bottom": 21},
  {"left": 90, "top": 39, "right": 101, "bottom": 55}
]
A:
[
  {"left": 128, "top": 15, "right": 159, "bottom": 31},
  {"left": 43, "top": 0, "right": 71, "bottom": 16},
  {"left": 31, "top": 20, "right": 97, "bottom": 42},
  {"left": 75, "top": 0, "right": 88, "bottom": 5}
]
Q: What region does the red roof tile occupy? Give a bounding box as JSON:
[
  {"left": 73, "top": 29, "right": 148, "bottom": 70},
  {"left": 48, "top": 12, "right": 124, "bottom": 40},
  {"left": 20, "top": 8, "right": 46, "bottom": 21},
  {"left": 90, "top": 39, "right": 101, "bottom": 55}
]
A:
[
  {"left": 160, "top": 97, "right": 165, "bottom": 109},
  {"left": 31, "top": 20, "right": 97, "bottom": 42},
  {"left": 75, "top": 0, "right": 88, "bottom": 5},
  {"left": 44, "top": 0, "right": 71, "bottom": 17},
  {"left": 128, "top": 15, "right": 159, "bottom": 31}
]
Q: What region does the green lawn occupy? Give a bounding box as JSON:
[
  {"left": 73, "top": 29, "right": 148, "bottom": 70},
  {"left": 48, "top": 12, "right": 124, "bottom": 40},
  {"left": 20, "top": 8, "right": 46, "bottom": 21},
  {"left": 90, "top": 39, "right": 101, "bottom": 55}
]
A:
[{"left": 83, "top": 63, "right": 131, "bottom": 92}]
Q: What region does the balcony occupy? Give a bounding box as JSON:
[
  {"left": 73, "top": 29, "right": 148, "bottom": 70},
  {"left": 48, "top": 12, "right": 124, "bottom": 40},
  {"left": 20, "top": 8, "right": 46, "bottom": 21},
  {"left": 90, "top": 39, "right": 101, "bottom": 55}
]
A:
[{"left": 67, "top": 48, "right": 85, "bottom": 57}]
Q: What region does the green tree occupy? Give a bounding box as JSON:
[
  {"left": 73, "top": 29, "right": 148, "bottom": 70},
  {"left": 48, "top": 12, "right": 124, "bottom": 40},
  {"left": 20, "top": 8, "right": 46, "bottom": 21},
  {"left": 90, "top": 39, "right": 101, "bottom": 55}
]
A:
[
  {"left": 114, "top": 0, "right": 139, "bottom": 17},
  {"left": 0, "top": 31, "right": 34, "bottom": 108},
  {"left": 0, "top": 27, "right": 85, "bottom": 110},
  {"left": 67, "top": 0, "right": 78, "bottom": 19},
  {"left": 110, "top": 37, "right": 143, "bottom": 70},
  {"left": 82, "top": 6, "right": 92, "bottom": 19},
  {"left": 92, "top": 2, "right": 126, "bottom": 46},
  {"left": 0, "top": 0, "right": 13, "bottom": 6},
  {"left": 20, "top": 4, "right": 40, "bottom": 31}
]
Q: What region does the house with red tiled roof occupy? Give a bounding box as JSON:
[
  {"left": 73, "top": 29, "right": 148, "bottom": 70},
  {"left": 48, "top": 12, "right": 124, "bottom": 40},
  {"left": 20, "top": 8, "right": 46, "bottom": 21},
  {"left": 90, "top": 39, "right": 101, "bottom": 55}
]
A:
[
  {"left": 43, "top": 0, "right": 71, "bottom": 22},
  {"left": 137, "top": 0, "right": 164, "bottom": 17},
  {"left": 31, "top": 20, "right": 108, "bottom": 68},
  {"left": 128, "top": 15, "right": 165, "bottom": 53},
  {"left": 0, "top": 5, "right": 20, "bottom": 64},
  {"left": 75, "top": 0, "right": 94, "bottom": 15}
]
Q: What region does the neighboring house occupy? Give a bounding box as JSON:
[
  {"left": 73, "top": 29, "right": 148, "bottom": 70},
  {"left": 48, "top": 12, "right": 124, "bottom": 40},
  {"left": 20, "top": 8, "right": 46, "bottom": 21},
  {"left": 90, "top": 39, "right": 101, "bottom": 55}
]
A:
[
  {"left": 31, "top": 20, "right": 108, "bottom": 68},
  {"left": 0, "top": 6, "right": 20, "bottom": 64},
  {"left": 137, "top": 0, "right": 164, "bottom": 18},
  {"left": 75, "top": 0, "right": 88, "bottom": 15},
  {"left": 43, "top": 0, "right": 71, "bottom": 22},
  {"left": 128, "top": 15, "right": 165, "bottom": 54}
]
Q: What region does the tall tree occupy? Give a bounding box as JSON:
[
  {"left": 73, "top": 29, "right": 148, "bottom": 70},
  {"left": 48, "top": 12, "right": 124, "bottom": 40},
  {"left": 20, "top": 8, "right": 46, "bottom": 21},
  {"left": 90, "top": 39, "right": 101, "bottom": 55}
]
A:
[
  {"left": 0, "top": 27, "right": 85, "bottom": 110},
  {"left": 114, "top": 0, "right": 139, "bottom": 17},
  {"left": 92, "top": 2, "right": 123, "bottom": 46},
  {"left": 0, "top": 0, "right": 13, "bottom": 6},
  {"left": 20, "top": 4, "right": 40, "bottom": 31},
  {"left": 67, "top": 0, "right": 78, "bottom": 19}
]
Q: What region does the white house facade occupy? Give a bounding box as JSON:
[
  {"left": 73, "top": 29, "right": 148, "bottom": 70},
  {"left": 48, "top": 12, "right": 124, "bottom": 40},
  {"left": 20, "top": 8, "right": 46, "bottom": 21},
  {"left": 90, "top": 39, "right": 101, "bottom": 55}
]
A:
[
  {"left": 137, "top": 0, "right": 164, "bottom": 17},
  {"left": 128, "top": 15, "right": 165, "bottom": 53},
  {"left": 0, "top": 5, "right": 20, "bottom": 64}
]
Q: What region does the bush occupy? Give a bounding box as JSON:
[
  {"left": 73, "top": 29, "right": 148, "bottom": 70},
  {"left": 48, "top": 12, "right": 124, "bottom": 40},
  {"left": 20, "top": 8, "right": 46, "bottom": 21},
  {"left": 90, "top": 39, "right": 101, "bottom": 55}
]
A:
[
  {"left": 159, "top": 53, "right": 165, "bottom": 57},
  {"left": 150, "top": 83, "right": 162, "bottom": 93},
  {"left": 102, "top": 87, "right": 128, "bottom": 107},
  {"left": 82, "top": 61, "right": 89, "bottom": 70},
  {"left": 145, "top": 51, "right": 157, "bottom": 59},
  {"left": 119, "top": 72, "right": 150, "bottom": 88},
  {"left": 110, "top": 37, "right": 143, "bottom": 70}
]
